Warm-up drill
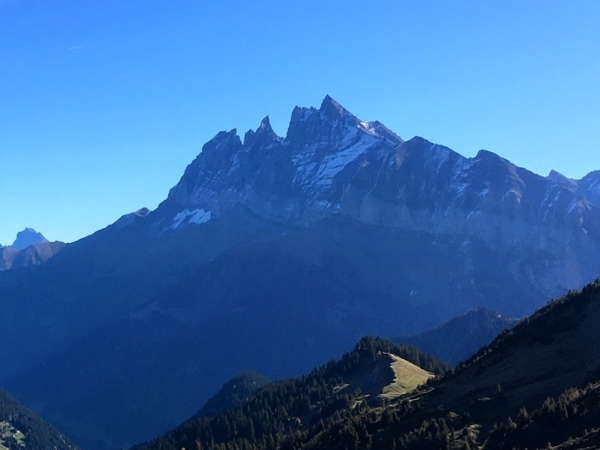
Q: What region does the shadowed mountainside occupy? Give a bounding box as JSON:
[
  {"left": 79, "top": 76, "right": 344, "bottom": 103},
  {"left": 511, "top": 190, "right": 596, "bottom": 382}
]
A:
[
  {"left": 392, "top": 308, "right": 519, "bottom": 365},
  {"left": 130, "top": 278, "right": 600, "bottom": 450}
]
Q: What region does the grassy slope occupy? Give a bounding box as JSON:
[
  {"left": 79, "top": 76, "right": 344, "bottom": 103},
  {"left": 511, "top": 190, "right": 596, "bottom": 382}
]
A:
[{"left": 381, "top": 354, "right": 433, "bottom": 399}]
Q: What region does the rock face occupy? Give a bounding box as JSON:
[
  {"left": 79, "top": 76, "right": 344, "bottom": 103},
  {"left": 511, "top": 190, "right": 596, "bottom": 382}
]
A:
[
  {"left": 161, "top": 95, "right": 600, "bottom": 298},
  {"left": 2, "top": 96, "right": 600, "bottom": 449}
]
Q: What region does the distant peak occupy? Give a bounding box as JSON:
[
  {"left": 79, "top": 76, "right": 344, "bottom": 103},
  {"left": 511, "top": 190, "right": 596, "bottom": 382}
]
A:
[{"left": 12, "top": 228, "right": 48, "bottom": 250}]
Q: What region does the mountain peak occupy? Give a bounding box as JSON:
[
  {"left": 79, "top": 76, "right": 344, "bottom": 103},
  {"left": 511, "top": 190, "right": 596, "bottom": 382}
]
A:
[
  {"left": 12, "top": 228, "right": 48, "bottom": 250},
  {"left": 319, "top": 95, "right": 351, "bottom": 121},
  {"left": 243, "top": 116, "right": 281, "bottom": 148},
  {"left": 258, "top": 116, "right": 272, "bottom": 132},
  {"left": 256, "top": 116, "right": 280, "bottom": 140}
]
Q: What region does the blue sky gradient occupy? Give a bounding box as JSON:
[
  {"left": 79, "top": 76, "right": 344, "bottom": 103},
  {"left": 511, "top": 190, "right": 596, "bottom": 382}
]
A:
[{"left": 1, "top": 1, "right": 599, "bottom": 244}]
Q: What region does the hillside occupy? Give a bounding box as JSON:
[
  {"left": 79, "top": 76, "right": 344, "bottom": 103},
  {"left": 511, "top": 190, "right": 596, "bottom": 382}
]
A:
[
  {"left": 197, "top": 372, "right": 270, "bottom": 418},
  {"left": 0, "top": 389, "right": 76, "bottom": 450},
  {"left": 131, "top": 338, "right": 448, "bottom": 450},
  {"left": 392, "top": 308, "right": 519, "bottom": 365},
  {"left": 131, "top": 278, "right": 600, "bottom": 450}
]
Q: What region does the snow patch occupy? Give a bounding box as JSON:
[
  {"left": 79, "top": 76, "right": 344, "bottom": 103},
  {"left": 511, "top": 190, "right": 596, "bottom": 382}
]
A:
[
  {"left": 314, "top": 132, "right": 375, "bottom": 185},
  {"left": 291, "top": 126, "right": 377, "bottom": 188},
  {"left": 172, "top": 209, "right": 211, "bottom": 229}
]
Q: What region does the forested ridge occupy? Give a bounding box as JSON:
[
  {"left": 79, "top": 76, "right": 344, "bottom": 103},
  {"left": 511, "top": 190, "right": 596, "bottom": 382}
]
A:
[
  {"left": 131, "top": 279, "right": 600, "bottom": 450},
  {"left": 132, "top": 337, "right": 448, "bottom": 450}
]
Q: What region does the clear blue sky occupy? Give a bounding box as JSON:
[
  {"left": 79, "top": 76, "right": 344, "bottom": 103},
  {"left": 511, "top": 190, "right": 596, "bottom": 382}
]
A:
[{"left": 1, "top": 0, "right": 599, "bottom": 245}]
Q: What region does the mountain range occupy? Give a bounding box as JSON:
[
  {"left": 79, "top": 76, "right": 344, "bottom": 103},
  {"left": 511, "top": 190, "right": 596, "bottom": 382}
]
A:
[{"left": 1, "top": 96, "right": 600, "bottom": 449}]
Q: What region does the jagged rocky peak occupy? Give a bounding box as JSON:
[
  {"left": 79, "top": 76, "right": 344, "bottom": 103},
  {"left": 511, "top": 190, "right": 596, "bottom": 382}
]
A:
[
  {"left": 319, "top": 94, "right": 352, "bottom": 121},
  {"left": 12, "top": 228, "right": 48, "bottom": 250},
  {"left": 285, "top": 95, "right": 396, "bottom": 153},
  {"left": 257, "top": 116, "right": 276, "bottom": 135},
  {"left": 244, "top": 116, "right": 281, "bottom": 148},
  {"left": 287, "top": 95, "right": 350, "bottom": 124}
]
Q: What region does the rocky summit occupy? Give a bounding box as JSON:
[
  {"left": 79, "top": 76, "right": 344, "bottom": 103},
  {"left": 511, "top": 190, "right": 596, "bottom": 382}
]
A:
[
  {"left": 2, "top": 97, "right": 600, "bottom": 449},
  {"left": 158, "top": 95, "right": 600, "bottom": 298}
]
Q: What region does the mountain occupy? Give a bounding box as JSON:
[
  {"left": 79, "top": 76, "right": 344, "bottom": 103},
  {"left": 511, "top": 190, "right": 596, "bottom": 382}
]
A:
[
  {"left": 131, "top": 278, "right": 600, "bottom": 450},
  {"left": 161, "top": 95, "right": 600, "bottom": 299},
  {"left": 2, "top": 96, "right": 600, "bottom": 448},
  {"left": 392, "top": 308, "right": 519, "bottom": 365},
  {"left": 0, "top": 228, "right": 64, "bottom": 271},
  {"left": 0, "top": 388, "right": 77, "bottom": 450},
  {"left": 11, "top": 228, "right": 48, "bottom": 250}
]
